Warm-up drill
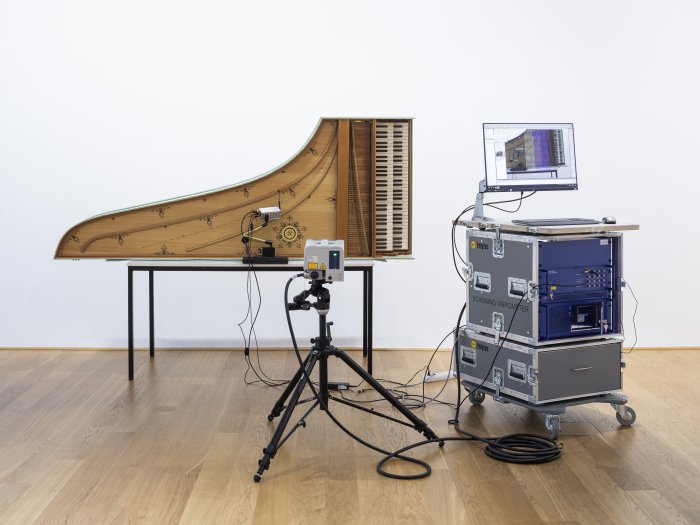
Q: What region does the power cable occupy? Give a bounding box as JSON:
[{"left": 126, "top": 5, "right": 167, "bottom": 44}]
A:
[
  {"left": 239, "top": 211, "right": 289, "bottom": 387},
  {"left": 622, "top": 278, "right": 639, "bottom": 353}
]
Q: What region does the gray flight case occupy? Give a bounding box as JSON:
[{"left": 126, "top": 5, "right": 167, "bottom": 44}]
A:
[
  {"left": 458, "top": 328, "right": 623, "bottom": 404},
  {"left": 457, "top": 328, "right": 635, "bottom": 438},
  {"left": 464, "top": 230, "right": 623, "bottom": 346}
]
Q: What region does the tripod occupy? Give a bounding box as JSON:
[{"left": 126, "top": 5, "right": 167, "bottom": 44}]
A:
[{"left": 254, "top": 279, "right": 440, "bottom": 482}]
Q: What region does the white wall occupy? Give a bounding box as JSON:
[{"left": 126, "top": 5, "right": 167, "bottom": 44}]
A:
[{"left": 1, "top": 0, "right": 698, "bottom": 350}]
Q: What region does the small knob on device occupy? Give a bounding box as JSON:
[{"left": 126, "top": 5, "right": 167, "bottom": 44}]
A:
[{"left": 309, "top": 270, "right": 320, "bottom": 279}]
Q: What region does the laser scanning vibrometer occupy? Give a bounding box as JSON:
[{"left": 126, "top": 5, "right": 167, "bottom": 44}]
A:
[{"left": 303, "top": 240, "right": 344, "bottom": 282}]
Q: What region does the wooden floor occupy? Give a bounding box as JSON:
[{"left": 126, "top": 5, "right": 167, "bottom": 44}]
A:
[{"left": 0, "top": 348, "right": 699, "bottom": 524}]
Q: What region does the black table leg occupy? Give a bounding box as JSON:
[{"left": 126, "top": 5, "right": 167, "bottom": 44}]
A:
[
  {"left": 149, "top": 270, "right": 154, "bottom": 358},
  {"left": 362, "top": 269, "right": 368, "bottom": 358},
  {"left": 128, "top": 267, "right": 134, "bottom": 381},
  {"left": 368, "top": 266, "right": 373, "bottom": 375}
]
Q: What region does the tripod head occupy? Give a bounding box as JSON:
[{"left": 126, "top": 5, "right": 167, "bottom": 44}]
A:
[{"left": 288, "top": 280, "right": 331, "bottom": 315}]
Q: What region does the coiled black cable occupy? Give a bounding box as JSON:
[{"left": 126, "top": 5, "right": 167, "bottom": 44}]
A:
[
  {"left": 376, "top": 431, "right": 560, "bottom": 478},
  {"left": 455, "top": 427, "right": 561, "bottom": 464}
]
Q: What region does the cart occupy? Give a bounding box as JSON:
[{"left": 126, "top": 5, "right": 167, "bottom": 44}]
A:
[{"left": 462, "top": 379, "right": 636, "bottom": 439}]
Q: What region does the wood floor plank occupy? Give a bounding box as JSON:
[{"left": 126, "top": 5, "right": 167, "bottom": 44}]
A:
[{"left": 179, "top": 432, "right": 259, "bottom": 525}]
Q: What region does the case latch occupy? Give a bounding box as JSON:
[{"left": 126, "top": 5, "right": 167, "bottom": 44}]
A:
[
  {"left": 492, "top": 312, "right": 505, "bottom": 344},
  {"left": 493, "top": 368, "right": 504, "bottom": 400},
  {"left": 462, "top": 262, "right": 473, "bottom": 281},
  {"left": 528, "top": 280, "right": 538, "bottom": 300},
  {"left": 528, "top": 367, "right": 538, "bottom": 385},
  {"left": 492, "top": 226, "right": 505, "bottom": 258}
]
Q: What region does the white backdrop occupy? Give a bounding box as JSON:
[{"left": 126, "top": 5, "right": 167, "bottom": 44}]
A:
[{"left": 1, "top": 0, "right": 698, "bottom": 349}]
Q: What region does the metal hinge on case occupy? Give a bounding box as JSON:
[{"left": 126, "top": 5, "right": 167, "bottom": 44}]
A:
[{"left": 463, "top": 262, "right": 473, "bottom": 281}]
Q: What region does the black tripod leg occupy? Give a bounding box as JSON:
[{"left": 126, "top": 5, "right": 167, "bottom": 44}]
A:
[
  {"left": 332, "top": 349, "right": 440, "bottom": 441},
  {"left": 255, "top": 351, "right": 319, "bottom": 482},
  {"left": 267, "top": 351, "right": 313, "bottom": 421}
]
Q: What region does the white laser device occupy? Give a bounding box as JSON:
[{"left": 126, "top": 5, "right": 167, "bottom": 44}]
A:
[{"left": 303, "top": 240, "right": 344, "bottom": 282}]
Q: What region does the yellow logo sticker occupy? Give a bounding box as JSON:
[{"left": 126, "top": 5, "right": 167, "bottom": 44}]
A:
[
  {"left": 470, "top": 240, "right": 476, "bottom": 249},
  {"left": 471, "top": 340, "right": 477, "bottom": 349}
]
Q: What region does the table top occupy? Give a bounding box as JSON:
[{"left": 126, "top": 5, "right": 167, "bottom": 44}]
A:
[
  {"left": 125, "top": 259, "right": 376, "bottom": 269},
  {"left": 456, "top": 219, "right": 640, "bottom": 235}
]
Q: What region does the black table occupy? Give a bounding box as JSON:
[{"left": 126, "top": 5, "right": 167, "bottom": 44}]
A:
[{"left": 127, "top": 260, "right": 374, "bottom": 380}]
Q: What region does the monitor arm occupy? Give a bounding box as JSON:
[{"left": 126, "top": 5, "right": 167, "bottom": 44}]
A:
[{"left": 472, "top": 180, "right": 491, "bottom": 221}]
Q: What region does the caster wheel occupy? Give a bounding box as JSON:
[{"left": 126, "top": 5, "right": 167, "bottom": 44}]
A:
[
  {"left": 468, "top": 390, "right": 485, "bottom": 406},
  {"left": 253, "top": 474, "right": 261, "bottom": 483},
  {"left": 267, "top": 415, "right": 274, "bottom": 422},
  {"left": 545, "top": 414, "right": 561, "bottom": 439},
  {"left": 616, "top": 406, "right": 636, "bottom": 426}
]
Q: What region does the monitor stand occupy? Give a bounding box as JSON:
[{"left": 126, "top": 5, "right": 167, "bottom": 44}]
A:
[{"left": 471, "top": 180, "right": 493, "bottom": 221}]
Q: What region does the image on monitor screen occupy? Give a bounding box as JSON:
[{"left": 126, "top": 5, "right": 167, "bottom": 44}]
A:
[{"left": 483, "top": 123, "right": 578, "bottom": 191}]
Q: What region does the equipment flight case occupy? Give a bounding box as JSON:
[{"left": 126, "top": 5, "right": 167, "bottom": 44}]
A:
[
  {"left": 459, "top": 224, "right": 636, "bottom": 438},
  {"left": 464, "top": 230, "right": 623, "bottom": 345},
  {"left": 458, "top": 329, "right": 622, "bottom": 405}
]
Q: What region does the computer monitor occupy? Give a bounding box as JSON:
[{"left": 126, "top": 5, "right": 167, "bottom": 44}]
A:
[{"left": 483, "top": 123, "right": 578, "bottom": 192}]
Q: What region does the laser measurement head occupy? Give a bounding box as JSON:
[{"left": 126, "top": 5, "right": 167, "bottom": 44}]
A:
[
  {"left": 304, "top": 240, "right": 344, "bottom": 282},
  {"left": 255, "top": 206, "right": 281, "bottom": 221}
]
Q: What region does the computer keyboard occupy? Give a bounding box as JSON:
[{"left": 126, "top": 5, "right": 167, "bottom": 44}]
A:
[{"left": 512, "top": 218, "right": 602, "bottom": 227}]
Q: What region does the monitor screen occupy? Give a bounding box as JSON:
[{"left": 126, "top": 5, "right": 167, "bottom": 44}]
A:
[{"left": 483, "top": 123, "right": 578, "bottom": 192}]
